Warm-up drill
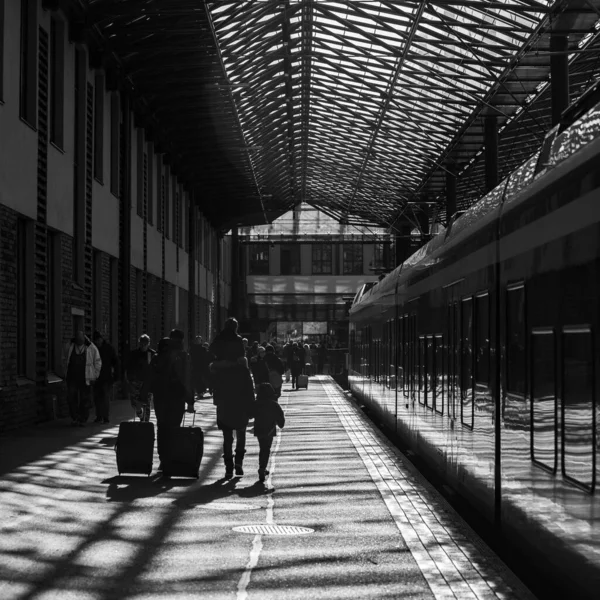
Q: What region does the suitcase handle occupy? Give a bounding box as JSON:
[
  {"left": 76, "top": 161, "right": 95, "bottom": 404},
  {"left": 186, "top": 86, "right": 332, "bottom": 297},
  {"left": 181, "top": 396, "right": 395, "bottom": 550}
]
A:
[{"left": 182, "top": 411, "right": 197, "bottom": 427}]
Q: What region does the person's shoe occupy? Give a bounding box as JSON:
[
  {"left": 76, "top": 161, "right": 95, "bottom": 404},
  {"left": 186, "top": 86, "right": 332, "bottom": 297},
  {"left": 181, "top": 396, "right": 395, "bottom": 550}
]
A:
[
  {"left": 225, "top": 468, "right": 234, "bottom": 479},
  {"left": 93, "top": 417, "right": 102, "bottom": 423},
  {"left": 77, "top": 421, "right": 85, "bottom": 427},
  {"left": 235, "top": 463, "right": 244, "bottom": 476},
  {"left": 71, "top": 420, "right": 79, "bottom": 427},
  {"left": 102, "top": 418, "right": 110, "bottom": 424},
  {"left": 258, "top": 469, "right": 269, "bottom": 483}
]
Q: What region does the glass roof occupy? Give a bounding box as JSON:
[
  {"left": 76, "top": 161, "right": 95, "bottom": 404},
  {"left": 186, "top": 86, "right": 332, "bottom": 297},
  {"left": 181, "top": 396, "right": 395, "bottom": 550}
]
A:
[
  {"left": 207, "top": 0, "right": 563, "bottom": 227},
  {"left": 85, "top": 0, "right": 600, "bottom": 229}
]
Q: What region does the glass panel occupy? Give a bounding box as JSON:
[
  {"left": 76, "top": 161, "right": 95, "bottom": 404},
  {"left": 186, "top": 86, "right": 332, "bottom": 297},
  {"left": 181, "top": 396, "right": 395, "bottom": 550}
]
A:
[
  {"left": 281, "top": 244, "right": 301, "bottom": 275},
  {"left": 342, "top": 243, "right": 363, "bottom": 274},
  {"left": 507, "top": 285, "right": 526, "bottom": 396},
  {"left": 312, "top": 243, "right": 332, "bottom": 274},
  {"left": 249, "top": 243, "right": 270, "bottom": 275},
  {"left": 418, "top": 337, "right": 426, "bottom": 404},
  {"left": 475, "top": 293, "right": 490, "bottom": 385},
  {"left": 461, "top": 298, "right": 474, "bottom": 428},
  {"left": 531, "top": 330, "right": 556, "bottom": 472},
  {"left": 562, "top": 328, "right": 595, "bottom": 491},
  {"left": 435, "top": 335, "right": 444, "bottom": 415},
  {"left": 426, "top": 336, "right": 434, "bottom": 409}
]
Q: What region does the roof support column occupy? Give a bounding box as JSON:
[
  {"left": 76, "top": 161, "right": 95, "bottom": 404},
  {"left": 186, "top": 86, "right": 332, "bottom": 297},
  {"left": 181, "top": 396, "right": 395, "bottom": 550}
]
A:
[
  {"left": 445, "top": 164, "right": 457, "bottom": 226},
  {"left": 230, "top": 227, "right": 240, "bottom": 318},
  {"left": 485, "top": 115, "right": 498, "bottom": 192},
  {"left": 394, "top": 235, "right": 411, "bottom": 267},
  {"left": 551, "top": 34, "right": 570, "bottom": 126},
  {"left": 188, "top": 194, "right": 196, "bottom": 342}
]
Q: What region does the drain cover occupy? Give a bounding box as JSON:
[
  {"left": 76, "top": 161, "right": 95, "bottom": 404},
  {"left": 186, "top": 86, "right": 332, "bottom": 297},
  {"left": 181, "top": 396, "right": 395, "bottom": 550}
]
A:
[
  {"left": 200, "top": 502, "right": 260, "bottom": 511},
  {"left": 233, "top": 524, "right": 315, "bottom": 535}
]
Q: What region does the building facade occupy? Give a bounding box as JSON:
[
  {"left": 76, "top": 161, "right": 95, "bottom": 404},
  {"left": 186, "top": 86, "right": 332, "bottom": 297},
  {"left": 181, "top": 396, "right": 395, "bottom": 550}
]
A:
[
  {"left": 235, "top": 205, "right": 393, "bottom": 347},
  {"left": 0, "top": 0, "right": 231, "bottom": 431}
]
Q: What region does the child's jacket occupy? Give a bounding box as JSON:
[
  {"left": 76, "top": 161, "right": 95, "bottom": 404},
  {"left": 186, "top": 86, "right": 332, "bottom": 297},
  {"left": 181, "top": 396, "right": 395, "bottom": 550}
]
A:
[{"left": 253, "top": 398, "right": 285, "bottom": 438}]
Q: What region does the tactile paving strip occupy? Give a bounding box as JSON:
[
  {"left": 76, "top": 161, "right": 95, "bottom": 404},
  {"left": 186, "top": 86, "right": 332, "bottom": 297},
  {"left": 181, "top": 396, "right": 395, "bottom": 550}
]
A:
[
  {"left": 233, "top": 525, "right": 315, "bottom": 535},
  {"left": 323, "top": 381, "right": 536, "bottom": 600}
]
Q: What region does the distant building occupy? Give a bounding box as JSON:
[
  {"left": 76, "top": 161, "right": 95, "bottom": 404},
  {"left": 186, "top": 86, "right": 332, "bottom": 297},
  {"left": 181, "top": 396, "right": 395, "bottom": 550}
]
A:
[{"left": 233, "top": 204, "right": 394, "bottom": 347}]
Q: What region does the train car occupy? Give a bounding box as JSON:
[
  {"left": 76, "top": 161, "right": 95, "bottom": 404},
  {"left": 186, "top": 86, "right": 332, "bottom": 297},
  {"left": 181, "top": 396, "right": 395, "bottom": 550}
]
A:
[{"left": 349, "top": 98, "right": 600, "bottom": 598}]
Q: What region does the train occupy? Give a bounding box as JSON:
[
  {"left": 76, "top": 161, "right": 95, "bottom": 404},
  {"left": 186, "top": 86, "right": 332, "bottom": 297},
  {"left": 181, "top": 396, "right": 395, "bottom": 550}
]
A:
[{"left": 349, "top": 94, "right": 600, "bottom": 598}]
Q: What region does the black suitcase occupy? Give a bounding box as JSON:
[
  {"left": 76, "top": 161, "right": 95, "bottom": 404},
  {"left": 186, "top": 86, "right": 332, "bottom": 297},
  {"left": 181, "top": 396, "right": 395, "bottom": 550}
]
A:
[
  {"left": 115, "top": 417, "right": 155, "bottom": 476},
  {"left": 163, "top": 412, "right": 204, "bottom": 478}
]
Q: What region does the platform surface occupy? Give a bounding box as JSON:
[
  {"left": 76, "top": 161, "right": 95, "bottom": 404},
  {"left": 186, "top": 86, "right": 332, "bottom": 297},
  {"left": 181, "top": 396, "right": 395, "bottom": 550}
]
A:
[{"left": 0, "top": 376, "right": 535, "bottom": 600}]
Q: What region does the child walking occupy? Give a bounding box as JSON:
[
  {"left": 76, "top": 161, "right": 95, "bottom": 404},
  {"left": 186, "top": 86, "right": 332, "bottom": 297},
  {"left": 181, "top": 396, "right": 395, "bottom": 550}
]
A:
[{"left": 253, "top": 383, "right": 286, "bottom": 482}]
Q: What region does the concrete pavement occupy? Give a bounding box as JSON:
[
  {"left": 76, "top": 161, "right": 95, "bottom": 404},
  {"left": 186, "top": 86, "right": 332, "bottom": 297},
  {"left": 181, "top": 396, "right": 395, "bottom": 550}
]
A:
[{"left": 0, "top": 377, "right": 535, "bottom": 600}]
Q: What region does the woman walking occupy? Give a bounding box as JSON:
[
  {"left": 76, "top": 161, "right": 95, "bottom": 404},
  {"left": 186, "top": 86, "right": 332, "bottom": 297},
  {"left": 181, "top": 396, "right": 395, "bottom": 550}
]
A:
[{"left": 209, "top": 318, "right": 255, "bottom": 478}]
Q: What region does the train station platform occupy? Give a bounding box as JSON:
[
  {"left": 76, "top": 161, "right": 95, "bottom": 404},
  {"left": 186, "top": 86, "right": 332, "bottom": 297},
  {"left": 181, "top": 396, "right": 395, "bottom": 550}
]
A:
[{"left": 0, "top": 377, "right": 535, "bottom": 600}]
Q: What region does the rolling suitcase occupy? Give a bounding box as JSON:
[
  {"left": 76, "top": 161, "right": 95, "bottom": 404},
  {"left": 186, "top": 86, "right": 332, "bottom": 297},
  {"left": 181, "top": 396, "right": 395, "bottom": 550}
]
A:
[
  {"left": 297, "top": 374, "right": 309, "bottom": 389},
  {"left": 115, "top": 412, "right": 155, "bottom": 476},
  {"left": 163, "top": 412, "right": 204, "bottom": 478}
]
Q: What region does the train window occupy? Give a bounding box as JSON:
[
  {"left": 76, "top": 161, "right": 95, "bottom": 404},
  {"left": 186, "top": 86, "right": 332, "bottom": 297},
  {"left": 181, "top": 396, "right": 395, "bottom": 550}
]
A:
[
  {"left": 561, "top": 327, "right": 596, "bottom": 492},
  {"left": 418, "top": 336, "right": 426, "bottom": 403},
  {"left": 475, "top": 293, "right": 490, "bottom": 386},
  {"left": 461, "top": 297, "right": 474, "bottom": 429},
  {"left": 397, "top": 317, "right": 403, "bottom": 391},
  {"left": 506, "top": 284, "right": 526, "bottom": 398},
  {"left": 389, "top": 319, "right": 396, "bottom": 390},
  {"left": 530, "top": 329, "right": 557, "bottom": 473},
  {"left": 435, "top": 334, "right": 444, "bottom": 415},
  {"left": 426, "top": 336, "right": 434, "bottom": 409},
  {"left": 411, "top": 315, "right": 417, "bottom": 398}
]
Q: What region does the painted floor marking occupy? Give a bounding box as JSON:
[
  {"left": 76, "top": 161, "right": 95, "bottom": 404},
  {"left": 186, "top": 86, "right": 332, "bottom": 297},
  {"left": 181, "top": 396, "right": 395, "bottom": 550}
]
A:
[
  {"left": 323, "top": 382, "right": 534, "bottom": 600},
  {"left": 236, "top": 394, "right": 288, "bottom": 600}
]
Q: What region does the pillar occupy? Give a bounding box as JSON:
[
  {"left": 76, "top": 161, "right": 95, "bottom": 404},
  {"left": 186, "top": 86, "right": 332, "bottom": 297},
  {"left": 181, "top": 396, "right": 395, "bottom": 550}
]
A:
[
  {"left": 551, "top": 34, "right": 570, "bottom": 126},
  {"left": 484, "top": 115, "right": 498, "bottom": 193}
]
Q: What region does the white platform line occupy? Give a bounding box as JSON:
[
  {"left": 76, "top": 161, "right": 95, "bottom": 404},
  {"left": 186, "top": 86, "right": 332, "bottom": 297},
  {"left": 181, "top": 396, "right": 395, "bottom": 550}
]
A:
[{"left": 236, "top": 393, "right": 288, "bottom": 600}]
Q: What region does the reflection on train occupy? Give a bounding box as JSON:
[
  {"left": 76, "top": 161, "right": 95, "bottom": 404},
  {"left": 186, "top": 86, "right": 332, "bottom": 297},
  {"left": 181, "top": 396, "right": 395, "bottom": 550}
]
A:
[{"left": 349, "top": 96, "right": 600, "bottom": 598}]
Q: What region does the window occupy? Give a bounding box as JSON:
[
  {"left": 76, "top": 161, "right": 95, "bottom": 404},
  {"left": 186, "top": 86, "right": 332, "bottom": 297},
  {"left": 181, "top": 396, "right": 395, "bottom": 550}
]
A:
[
  {"left": 475, "top": 293, "right": 490, "bottom": 385},
  {"left": 372, "top": 242, "right": 390, "bottom": 271},
  {"left": 461, "top": 297, "right": 474, "bottom": 428},
  {"left": 110, "top": 93, "right": 120, "bottom": 196},
  {"left": 281, "top": 244, "right": 301, "bottom": 275},
  {"left": 49, "top": 18, "right": 65, "bottom": 148},
  {"left": 343, "top": 243, "right": 363, "bottom": 274},
  {"left": 506, "top": 284, "right": 526, "bottom": 396},
  {"left": 312, "top": 244, "right": 332, "bottom": 274},
  {"left": 143, "top": 152, "right": 148, "bottom": 221},
  {"left": 561, "top": 326, "right": 595, "bottom": 492},
  {"left": 184, "top": 196, "right": 189, "bottom": 252},
  {"left": 164, "top": 170, "right": 170, "bottom": 240},
  {"left": 20, "top": 0, "right": 37, "bottom": 125},
  {"left": 530, "top": 328, "right": 556, "bottom": 473},
  {"left": 136, "top": 130, "right": 144, "bottom": 217},
  {"left": 0, "top": 0, "right": 4, "bottom": 101},
  {"left": 435, "top": 334, "right": 444, "bottom": 414},
  {"left": 17, "top": 220, "right": 34, "bottom": 379},
  {"left": 157, "top": 162, "right": 163, "bottom": 233},
  {"left": 147, "top": 144, "right": 154, "bottom": 225}
]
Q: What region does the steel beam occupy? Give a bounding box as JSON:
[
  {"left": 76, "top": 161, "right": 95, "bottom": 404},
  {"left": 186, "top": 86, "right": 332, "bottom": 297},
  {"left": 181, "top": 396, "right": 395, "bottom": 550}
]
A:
[
  {"left": 484, "top": 115, "right": 499, "bottom": 193},
  {"left": 551, "top": 34, "right": 570, "bottom": 126}
]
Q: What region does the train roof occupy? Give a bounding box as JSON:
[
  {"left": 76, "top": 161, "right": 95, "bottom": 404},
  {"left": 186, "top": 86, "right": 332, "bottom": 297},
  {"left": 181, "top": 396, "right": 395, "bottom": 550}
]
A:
[{"left": 351, "top": 97, "right": 600, "bottom": 312}]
